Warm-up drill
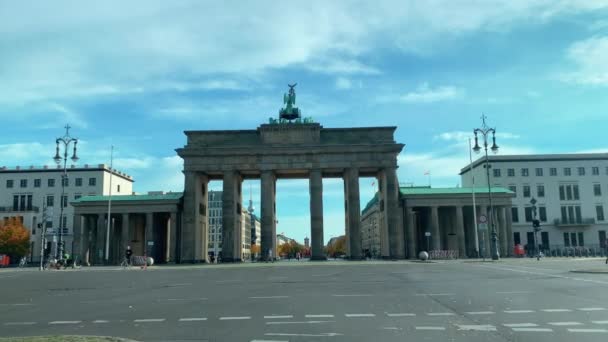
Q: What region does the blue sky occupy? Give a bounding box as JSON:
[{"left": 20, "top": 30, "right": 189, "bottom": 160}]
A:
[{"left": 2, "top": 1, "right": 608, "bottom": 244}]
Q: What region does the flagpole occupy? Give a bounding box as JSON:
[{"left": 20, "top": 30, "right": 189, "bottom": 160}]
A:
[
  {"left": 105, "top": 145, "right": 114, "bottom": 263},
  {"left": 469, "top": 138, "right": 480, "bottom": 258}
]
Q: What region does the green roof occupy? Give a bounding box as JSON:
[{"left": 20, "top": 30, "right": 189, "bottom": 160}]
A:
[
  {"left": 361, "top": 192, "right": 379, "bottom": 215},
  {"left": 399, "top": 187, "right": 513, "bottom": 196},
  {"left": 73, "top": 192, "right": 183, "bottom": 203}
]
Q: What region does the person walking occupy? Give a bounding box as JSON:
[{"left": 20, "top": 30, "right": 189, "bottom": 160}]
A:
[{"left": 125, "top": 245, "right": 133, "bottom": 267}]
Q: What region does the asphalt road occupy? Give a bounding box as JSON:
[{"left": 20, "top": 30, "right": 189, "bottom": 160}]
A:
[{"left": 1, "top": 258, "right": 608, "bottom": 342}]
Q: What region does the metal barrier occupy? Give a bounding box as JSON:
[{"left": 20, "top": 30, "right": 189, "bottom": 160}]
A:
[{"left": 429, "top": 250, "right": 459, "bottom": 260}]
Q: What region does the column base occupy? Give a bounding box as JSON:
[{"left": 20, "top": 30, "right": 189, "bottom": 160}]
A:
[
  {"left": 310, "top": 256, "right": 327, "bottom": 261},
  {"left": 346, "top": 256, "right": 365, "bottom": 260},
  {"left": 220, "top": 257, "right": 242, "bottom": 263}
]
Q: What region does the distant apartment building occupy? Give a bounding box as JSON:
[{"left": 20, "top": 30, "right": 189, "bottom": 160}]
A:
[
  {"left": 0, "top": 164, "right": 133, "bottom": 262},
  {"left": 461, "top": 153, "right": 608, "bottom": 251},
  {"left": 360, "top": 193, "right": 384, "bottom": 258}
]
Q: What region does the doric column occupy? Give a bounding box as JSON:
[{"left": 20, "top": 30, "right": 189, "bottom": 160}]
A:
[
  {"left": 497, "top": 207, "right": 508, "bottom": 257},
  {"left": 181, "top": 171, "right": 209, "bottom": 263},
  {"left": 169, "top": 212, "right": 177, "bottom": 263},
  {"left": 505, "top": 206, "right": 514, "bottom": 257},
  {"left": 221, "top": 170, "right": 242, "bottom": 262},
  {"left": 406, "top": 207, "right": 417, "bottom": 259},
  {"left": 430, "top": 206, "right": 440, "bottom": 250},
  {"left": 309, "top": 170, "right": 326, "bottom": 260},
  {"left": 455, "top": 206, "right": 466, "bottom": 258},
  {"left": 145, "top": 212, "right": 154, "bottom": 258},
  {"left": 344, "top": 168, "right": 362, "bottom": 259},
  {"left": 261, "top": 170, "right": 276, "bottom": 261},
  {"left": 80, "top": 215, "right": 90, "bottom": 264},
  {"left": 376, "top": 170, "right": 390, "bottom": 258},
  {"left": 384, "top": 167, "right": 404, "bottom": 259},
  {"left": 121, "top": 213, "right": 129, "bottom": 251},
  {"left": 96, "top": 214, "right": 105, "bottom": 265},
  {"left": 72, "top": 214, "right": 83, "bottom": 260}
]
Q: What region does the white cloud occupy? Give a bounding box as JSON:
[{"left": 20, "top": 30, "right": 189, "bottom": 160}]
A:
[
  {"left": 401, "top": 83, "right": 463, "bottom": 103},
  {"left": 335, "top": 77, "right": 353, "bottom": 90},
  {"left": 435, "top": 131, "right": 520, "bottom": 142},
  {"left": 561, "top": 35, "right": 608, "bottom": 85},
  {"left": 0, "top": 142, "right": 51, "bottom": 166}
]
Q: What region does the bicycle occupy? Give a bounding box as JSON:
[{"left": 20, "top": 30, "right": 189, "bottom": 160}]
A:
[
  {"left": 120, "top": 257, "right": 131, "bottom": 269},
  {"left": 18, "top": 257, "right": 27, "bottom": 268}
]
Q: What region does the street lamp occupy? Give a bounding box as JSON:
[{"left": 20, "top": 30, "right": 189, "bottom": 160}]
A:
[
  {"left": 530, "top": 197, "right": 542, "bottom": 260},
  {"left": 53, "top": 124, "right": 79, "bottom": 261},
  {"left": 473, "top": 115, "right": 500, "bottom": 260}
]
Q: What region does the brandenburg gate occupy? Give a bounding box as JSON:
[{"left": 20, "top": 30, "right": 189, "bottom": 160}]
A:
[{"left": 176, "top": 85, "right": 405, "bottom": 262}]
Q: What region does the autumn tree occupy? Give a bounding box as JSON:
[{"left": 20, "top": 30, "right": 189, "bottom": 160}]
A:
[
  {"left": 250, "top": 244, "right": 261, "bottom": 255},
  {"left": 0, "top": 217, "right": 30, "bottom": 259},
  {"left": 324, "top": 236, "right": 346, "bottom": 258}
]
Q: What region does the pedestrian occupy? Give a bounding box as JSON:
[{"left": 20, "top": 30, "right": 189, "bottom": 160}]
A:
[{"left": 125, "top": 245, "right": 133, "bottom": 266}]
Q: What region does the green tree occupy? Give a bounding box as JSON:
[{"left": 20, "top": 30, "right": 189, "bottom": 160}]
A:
[{"left": 0, "top": 217, "right": 30, "bottom": 258}]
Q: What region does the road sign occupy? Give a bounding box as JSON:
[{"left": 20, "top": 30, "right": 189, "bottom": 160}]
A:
[
  {"left": 478, "top": 215, "right": 487, "bottom": 224},
  {"left": 479, "top": 223, "right": 488, "bottom": 231},
  {"left": 425, "top": 232, "right": 431, "bottom": 237}
]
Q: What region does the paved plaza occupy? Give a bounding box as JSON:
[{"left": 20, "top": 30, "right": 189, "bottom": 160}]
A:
[{"left": 1, "top": 259, "right": 608, "bottom": 342}]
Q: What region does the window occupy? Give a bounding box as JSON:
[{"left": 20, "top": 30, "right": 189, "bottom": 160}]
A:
[
  {"left": 564, "top": 232, "right": 570, "bottom": 247},
  {"left": 521, "top": 168, "right": 529, "bottom": 177},
  {"left": 564, "top": 167, "right": 571, "bottom": 176},
  {"left": 600, "top": 231, "right": 607, "bottom": 248},
  {"left": 62, "top": 216, "right": 67, "bottom": 228},
  {"left": 594, "top": 184, "right": 602, "bottom": 196},
  {"left": 19, "top": 196, "right": 25, "bottom": 212},
  {"left": 493, "top": 169, "right": 501, "bottom": 177},
  {"left": 561, "top": 207, "right": 568, "bottom": 223},
  {"left": 571, "top": 232, "right": 578, "bottom": 246},
  {"left": 597, "top": 205, "right": 605, "bottom": 221},
  {"left": 117, "top": 184, "right": 121, "bottom": 193},
  {"left": 62, "top": 195, "right": 68, "bottom": 208},
  {"left": 559, "top": 185, "right": 565, "bottom": 200},
  {"left": 507, "top": 168, "right": 515, "bottom": 177},
  {"left": 27, "top": 195, "right": 32, "bottom": 211},
  {"left": 523, "top": 185, "right": 531, "bottom": 198},
  {"left": 48, "top": 179, "right": 55, "bottom": 187},
  {"left": 6, "top": 180, "right": 13, "bottom": 188},
  {"left": 74, "top": 194, "right": 81, "bottom": 200},
  {"left": 45, "top": 221, "right": 52, "bottom": 229},
  {"left": 46, "top": 195, "right": 54, "bottom": 207},
  {"left": 34, "top": 179, "right": 41, "bottom": 187},
  {"left": 578, "top": 232, "right": 584, "bottom": 246},
  {"left": 578, "top": 167, "right": 585, "bottom": 176},
  {"left": 550, "top": 168, "right": 557, "bottom": 176},
  {"left": 62, "top": 177, "right": 68, "bottom": 187},
  {"left": 535, "top": 168, "right": 543, "bottom": 177},
  {"left": 508, "top": 185, "right": 516, "bottom": 195},
  {"left": 592, "top": 167, "right": 600, "bottom": 175},
  {"left": 88, "top": 177, "right": 96, "bottom": 186},
  {"left": 539, "top": 206, "right": 547, "bottom": 222},
  {"left": 537, "top": 185, "right": 545, "bottom": 197},
  {"left": 575, "top": 206, "right": 582, "bottom": 222},
  {"left": 13, "top": 195, "right": 18, "bottom": 211},
  {"left": 511, "top": 207, "right": 519, "bottom": 223},
  {"left": 573, "top": 185, "right": 580, "bottom": 200},
  {"left": 75, "top": 178, "right": 82, "bottom": 187},
  {"left": 514, "top": 232, "right": 521, "bottom": 245},
  {"left": 566, "top": 185, "right": 572, "bottom": 200},
  {"left": 525, "top": 207, "right": 533, "bottom": 222},
  {"left": 20, "top": 179, "right": 27, "bottom": 188}
]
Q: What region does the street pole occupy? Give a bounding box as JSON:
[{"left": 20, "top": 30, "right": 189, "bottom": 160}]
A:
[
  {"left": 469, "top": 138, "right": 480, "bottom": 258},
  {"left": 105, "top": 146, "right": 114, "bottom": 263},
  {"left": 39, "top": 203, "right": 50, "bottom": 271}
]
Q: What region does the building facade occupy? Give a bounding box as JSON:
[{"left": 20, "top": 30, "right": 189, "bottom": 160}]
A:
[
  {"left": 0, "top": 164, "right": 133, "bottom": 262},
  {"left": 360, "top": 193, "right": 384, "bottom": 258},
  {"left": 461, "top": 153, "right": 608, "bottom": 252}
]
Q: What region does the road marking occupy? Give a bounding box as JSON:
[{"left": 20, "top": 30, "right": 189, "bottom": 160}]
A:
[
  {"left": 250, "top": 296, "right": 289, "bottom": 299},
  {"left": 305, "top": 314, "right": 334, "bottom": 318},
  {"left": 456, "top": 324, "right": 497, "bottom": 331},
  {"left": 332, "top": 294, "right": 372, "bottom": 297},
  {"left": 567, "top": 328, "right": 608, "bottom": 333},
  {"left": 264, "top": 315, "right": 293, "bottom": 319},
  {"left": 92, "top": 320, "right": 109, "bottom": 324},
  {"left": 496, "top": 291, "right": 531, "bottom": 294},
  {"left": 592, "top": 321, "right": 608, "bottom": 324},
  {"left": 265, "top": 333, "right": 343, "bottom": 337},
  {"left": 477, "top": 264, "right": 608, "bottom": 285},
  {"left": 134, "top": 319, "right": 165, "bottom": 323},
  {"left": 220, "top": 316, "right": 251, "bottom": 320},
  {"left": 11, "top": 303, "right": 34, "bottom": 306},
  {"left": 164, "top": 283, "right": 192, "bottom": 287},
  {"left": 165, "top": 298, "right": 207, "bottom": 301},
  {"left": 179, "top": 318, "right": 207, "bottom": 322},
  {"left": 548, "top": 322, "right": 583, "bottom": 326},
  {"left": 4, "top": 322, "right": 36, "bottom": 325},
  {"left": 504, "top": 310, "right": 535, "bottom": 313},
  {"left": 415, "top": 293, "right": 454, "bottom": 296},
  {"left": 415, "top": 326, "right": 446, "bottom": 331},
  {"left": 251, "top": 340, "right": 288, "bottom": 342},
  {"left": 266, "top": 321, "right": 333, "bottom": 325},
  {"left": 503, "top": 323, "right": 538, "bottom": 328},
  {"left": 427, "top": 312, "right": 455, "bottom": 316},
  {"left": 466, "top": 311, "right": 495, "bottom": 315},
  {"left": 512, "top": 328, "right": 553, "bottom": 332},
  {"left": 578, "top": 307, "right": 606, "bottom": 311},
  {"left": 345, "top": 313, "right": 375, "bottom": 318},
  {"left": 387, "top": 313, "right": 416, "bottom": 317},
  {"left": 49, "top": 321, "right": 82, "bottom": 325},
  {"left": 542, "top": 309, "right": 572, "bottom": 312},
  {"left": 382, "top": 327, "right": 401, "bottom": 330}
]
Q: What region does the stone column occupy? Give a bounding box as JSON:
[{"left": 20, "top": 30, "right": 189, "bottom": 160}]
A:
[
  {"left": 455, "top": 206, "right": 466, "bottom": 258},
  {"left": 80, "top": 215, "right": 90, "bottom": 264},
  {"left": 505, "top": 207, "right": 514, "bottom": 257},
  {"left": 405, "top": 207, "right": 417, "bottom": 259},
  {"left": 72, "top": 214, "right": 83, "bottom": 260},
  {"left": 221, "top": 170, "right": 242, "bottom": 262},
  {"left": 95, "top": 214, "right": 105, "bottom": 265},
  {"left": 121, "top": 213, "right": 129, "bottom": 251},
  {"left": 181, "top": 171, "right": 209, "bottom": 263},
  {"left": 430, "top": 206, "right": 440, "bottom": 250},
  {"left": 309, "top": 170, "right": 326, "bottom": 260},
  {"left": 497, "top": 207, "right": 508, "bottom": 257},
  {"left": 377, "top": 170, "right": 389, "bottom": 259},
  {"left": 261, "top": 170, "right": 276, "bottom": 261},
  {"left": 169, "top": 212, "right": 177, "bottom": 263},
  {"left": 385, "top": 167, "right": 404, "bottom": 259},
  {"left": 145, "top": 212, "right": 154, "bottom": 258},
  {"left": 344, "top": 168, "right": 362, "bottom": 259}
]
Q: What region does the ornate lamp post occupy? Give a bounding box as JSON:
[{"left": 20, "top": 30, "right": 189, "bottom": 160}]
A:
[
  {"left": 473, "top": 115, "right": 500, "bottom": 260},
  {"left": 53, "top": 124, "right": 79, "bottom": 261}
]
